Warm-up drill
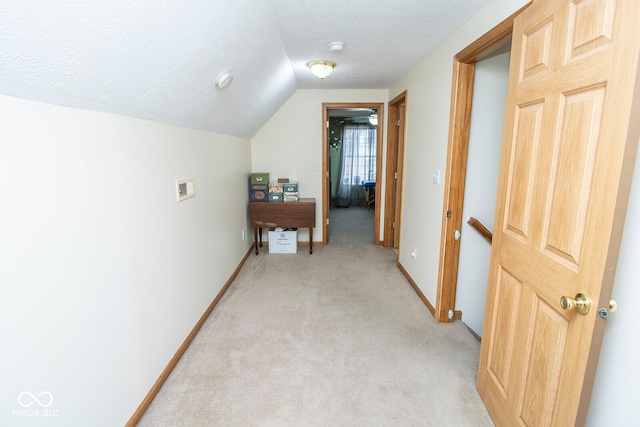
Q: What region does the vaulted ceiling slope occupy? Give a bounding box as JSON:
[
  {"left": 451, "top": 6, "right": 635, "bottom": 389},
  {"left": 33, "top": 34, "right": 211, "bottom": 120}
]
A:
[{"left": 0, "top": 0, "right": 490, "bottom": 139}]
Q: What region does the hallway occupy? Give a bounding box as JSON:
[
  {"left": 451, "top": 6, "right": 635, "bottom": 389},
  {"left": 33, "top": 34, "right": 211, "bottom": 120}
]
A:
[{"left": 139, "top": 206, "right": 492, "bottom": 426}]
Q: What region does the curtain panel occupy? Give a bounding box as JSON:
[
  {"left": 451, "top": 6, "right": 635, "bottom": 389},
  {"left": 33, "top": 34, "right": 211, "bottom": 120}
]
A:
[{"left": 334, "top": 123, "right": 376, "bottom": 207}]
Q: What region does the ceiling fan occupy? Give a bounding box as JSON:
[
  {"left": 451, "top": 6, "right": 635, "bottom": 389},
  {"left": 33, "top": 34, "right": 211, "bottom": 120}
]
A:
[{"left": 342, "top": 109, "right": 378, "bottom": 125}]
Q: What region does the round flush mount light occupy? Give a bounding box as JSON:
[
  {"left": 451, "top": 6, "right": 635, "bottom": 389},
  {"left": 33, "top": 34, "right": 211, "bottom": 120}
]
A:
[
  {"left": 328, "top": 41, "right": 344, "bottom": 53},
  {"left": 306, "top": 60, "right": 336, "bottom": 79},
  {"left": 216, "top": 72, "right": 233, "bottom": 89}
]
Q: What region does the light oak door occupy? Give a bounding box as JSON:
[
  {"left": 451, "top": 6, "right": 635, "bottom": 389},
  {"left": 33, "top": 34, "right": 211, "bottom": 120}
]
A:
[
  {"left": 477, "top": 0, "right": 640, "bottom": 426},
  {"left": 393, "top": 105, "right": 406, "bottom": 249}
]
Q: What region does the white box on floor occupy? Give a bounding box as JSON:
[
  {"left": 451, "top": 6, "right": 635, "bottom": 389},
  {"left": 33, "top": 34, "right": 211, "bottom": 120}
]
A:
[{"left": 268, "top": 229, "right": 297, "bottom": 254}]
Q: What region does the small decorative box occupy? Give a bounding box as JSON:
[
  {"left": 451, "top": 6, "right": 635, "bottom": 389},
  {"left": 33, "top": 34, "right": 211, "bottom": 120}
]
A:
[
  {"left": 250, "top": 173, "right": 269, "bottom": 184},
  {"left": 250, "top": 188, "right": 268, "bottom": 202},
  {"left": 283, "top": 192, "right": 299, "bottom": 202},
  {"left": 268, "top": 193, "right": 284, "bottom": 202},
  {"left": 269, "top": 183, "right": 284, "bottom": 193},
  {"left": 283, "top": 182, "right": 298, "bottom": 193}
]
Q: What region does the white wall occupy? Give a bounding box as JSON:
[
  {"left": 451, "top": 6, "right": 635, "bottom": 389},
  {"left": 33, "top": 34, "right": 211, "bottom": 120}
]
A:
[
  {"left": 251, "top": 89, "right": 389, "bottom": 242},
  {"left": 389, "top": 0, "right": 640, "bottom": 423},
  {"left": 455, "top": 46, "right": 510, "bottom": 337},
  {"left": 0, "top": 95, "right": 252, "bottom": 426},
  {"left": 587, "top": 141, "right": 640, "bottom": 426}
]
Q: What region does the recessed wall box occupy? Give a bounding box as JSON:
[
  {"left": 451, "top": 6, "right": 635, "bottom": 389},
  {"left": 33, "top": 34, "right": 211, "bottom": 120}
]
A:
[{"left": 176, "top": 178, "right": 195, "bottom": 202}]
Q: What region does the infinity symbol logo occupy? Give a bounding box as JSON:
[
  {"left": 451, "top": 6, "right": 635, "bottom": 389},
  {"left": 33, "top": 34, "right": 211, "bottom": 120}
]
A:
[{"left": 18, "top": 391, "right": 54, "bottom": 408}]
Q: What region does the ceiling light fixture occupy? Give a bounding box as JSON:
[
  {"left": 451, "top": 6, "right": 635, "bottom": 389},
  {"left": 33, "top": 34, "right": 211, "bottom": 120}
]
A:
[
  {"left": 307, "top": 60, "right": 336, "bottom": 79},
  {"left": 216, "top": 72, "right": 233, "bottom": 89}
]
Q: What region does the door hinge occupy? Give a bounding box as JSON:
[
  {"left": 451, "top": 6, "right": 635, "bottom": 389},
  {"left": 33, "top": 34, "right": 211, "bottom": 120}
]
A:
[
  {"left": 394, "top": 171, "right": 398, "bottom": 180},
  {"left": 326, "top": 218, "right": 330, "bottom": 225},
  {"left": 326, "top": 171, "right": 329, "bottom": 178},
  {"left": 395, "top": 120, "right": 401, "bottom": 127},
  {"left": 392, "top": 222, "right": 396, "bottom": 229},
  {"left": 326, "top": 120, "right": 329, "bottom": 128},
  {"left": 446, "top": 210, "right": 452, "bottom": 219}
]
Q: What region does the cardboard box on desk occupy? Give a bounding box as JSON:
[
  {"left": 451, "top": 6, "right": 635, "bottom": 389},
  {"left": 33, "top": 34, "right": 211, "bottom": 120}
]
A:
[{"left": 268, "top": 228, "right": 297, "bottom": 254}]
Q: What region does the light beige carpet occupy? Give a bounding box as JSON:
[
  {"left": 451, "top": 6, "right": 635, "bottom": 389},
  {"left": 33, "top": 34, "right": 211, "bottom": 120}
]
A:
[{"left": 138, "top": 206, "right": 493, "bottom": 426}]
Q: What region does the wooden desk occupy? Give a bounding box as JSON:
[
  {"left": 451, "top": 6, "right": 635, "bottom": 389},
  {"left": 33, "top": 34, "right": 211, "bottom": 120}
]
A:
[{"left": 249, "top": 198, "right": 316, "bottom": 254}]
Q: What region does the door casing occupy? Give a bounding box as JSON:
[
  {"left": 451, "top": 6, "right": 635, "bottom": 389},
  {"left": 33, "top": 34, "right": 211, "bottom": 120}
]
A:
[
  {"left": 435, "top": 3, "right": 531, "bottom": 323},
  {"left": 322, "top": 102, "right": 384, "bottom": 245}
]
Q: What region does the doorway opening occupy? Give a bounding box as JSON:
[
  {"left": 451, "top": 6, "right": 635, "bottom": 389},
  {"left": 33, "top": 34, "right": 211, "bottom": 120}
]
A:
[
  {"left": 322, "top": 103, "right": 384, "bottom": 246},
  {"left": 434, "top": 4, "right": 528, "bottom": 323},
  {"left": 454, "top": 42, "right": 511, "bottom": 338}
]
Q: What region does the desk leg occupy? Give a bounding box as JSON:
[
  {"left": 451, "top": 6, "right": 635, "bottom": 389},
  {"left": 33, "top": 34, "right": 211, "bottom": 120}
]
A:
[
  {"left": 309, "top": 227, "right": 313, "bottom": 254},
  {"left": 253, "top": 228, "right": 259, "bottom": 255},
  {"left": 258, "top": 228, "right": 263, "bottom": 247}
]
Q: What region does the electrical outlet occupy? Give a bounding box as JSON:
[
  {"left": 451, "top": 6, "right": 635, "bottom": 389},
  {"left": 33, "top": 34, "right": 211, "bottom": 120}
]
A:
[
  {"left": 242, "top": 229, "right": 246, "bottom": 240},
  {"left": 411, "top": 247, "right": 417, "bottom": 260}
]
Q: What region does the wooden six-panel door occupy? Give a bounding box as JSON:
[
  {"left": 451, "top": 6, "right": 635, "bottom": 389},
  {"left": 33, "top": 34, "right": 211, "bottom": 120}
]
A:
[{"left": 477, "top": 0, "right": 640, "bottom": 426}]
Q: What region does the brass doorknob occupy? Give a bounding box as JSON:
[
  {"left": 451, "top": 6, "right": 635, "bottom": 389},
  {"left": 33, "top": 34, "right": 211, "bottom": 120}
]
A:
[{"left": 560, "top": 293, "right": 591, "bottom": 315}]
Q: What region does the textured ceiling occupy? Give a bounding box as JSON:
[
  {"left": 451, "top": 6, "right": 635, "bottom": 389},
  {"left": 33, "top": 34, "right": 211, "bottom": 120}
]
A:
[{"left": 0, "top": 0, "right": 490, "bottom": 139}]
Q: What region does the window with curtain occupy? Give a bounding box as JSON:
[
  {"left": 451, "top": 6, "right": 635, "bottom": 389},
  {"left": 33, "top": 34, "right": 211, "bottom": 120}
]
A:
[{"left": 334, "top": 123, "right": 376, "bottom": 207}]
